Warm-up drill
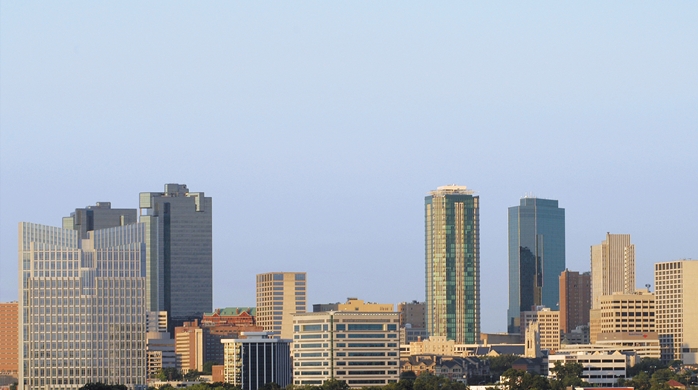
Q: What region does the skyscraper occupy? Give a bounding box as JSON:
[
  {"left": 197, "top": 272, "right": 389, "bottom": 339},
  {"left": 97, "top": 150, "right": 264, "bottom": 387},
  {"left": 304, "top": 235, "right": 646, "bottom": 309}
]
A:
[
  {"left": 507, "top": 197, "right": 565, "bottom": 334},
  {"left": 425, "top": 185, "right": 480, "bottom": 343},
  {"left": 559, "top": 270, "right": 591, "bottom": 334},
  {"left": 63, "top": 202, "right": 137, "bottom": 239},
  {"left": 256, "top": 272, "right": 307, "bottom": 340},
  {"left": 590, "top": 233, "right": 635, "bottom": 309},
  {"left": 139, "top": 184, "right": 213, "bottom": 328},
  {"left": 654, "top": 259, "right": 698, "bottom": 364},
  {"left": 18, "top": 222, "right": 147, "bottom": 389}
]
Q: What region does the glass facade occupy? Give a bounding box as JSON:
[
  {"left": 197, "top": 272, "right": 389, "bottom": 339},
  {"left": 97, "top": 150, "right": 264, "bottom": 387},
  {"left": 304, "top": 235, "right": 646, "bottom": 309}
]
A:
[
  {"left": 425, "top": 185, "right": 480, "bottom": 344},
  {"left": 139, "top": 184, "right": 213, "bottom": 329},
  {"left": 18, "top": 222, "right": 147, "bottom": 390},
  {"left": 507, "top": 198, "right": 565, "bottom": 333}
]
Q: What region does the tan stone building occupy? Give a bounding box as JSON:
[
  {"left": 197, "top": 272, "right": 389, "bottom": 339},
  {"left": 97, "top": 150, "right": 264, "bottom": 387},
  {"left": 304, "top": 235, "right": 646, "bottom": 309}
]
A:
[
  {"left": 520, "top": 306, "right": 560, "bottom": 353},
  {"left": 338, "top": 298, "right": 394, "bottom": 312},
  {"left": 591, "top": 233, "right": 635, "bottom": 309},
  {"left": 589, "top": 289, "right": 654, "bottom": 343},
  {"left": 654, "top": 259, "right": 698, "bottom": 364},
  {"left": 256, "top": 272, "right": 307, "bottom": 340},
  {"left": 409, "top": 336, "right": 456, "bottom": 356},
  {"left": 0, "top": 302, "right": 18, "bottom": 381}
]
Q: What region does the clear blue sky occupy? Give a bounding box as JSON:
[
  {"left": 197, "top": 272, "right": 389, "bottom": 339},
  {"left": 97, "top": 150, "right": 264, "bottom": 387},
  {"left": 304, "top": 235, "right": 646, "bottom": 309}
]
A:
[{"left": 1, "top": 2, "right": 696, "bottom": 333}]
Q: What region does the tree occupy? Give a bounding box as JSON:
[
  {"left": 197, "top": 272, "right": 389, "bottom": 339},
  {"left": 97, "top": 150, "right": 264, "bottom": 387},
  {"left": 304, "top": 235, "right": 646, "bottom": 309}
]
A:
[
  {"left": 203, "top": 361, "right": 216, "bottom": 375},
  {"left": 79, "top": 384, "right": 127, "bottom": 390},
  {"left": 500, "top": 368, "right": 550, "bottom": 390},
  {"left": 485, "top": 354, "right": 522, "bottom": 378},
  {"left": 414, "top": 372, "right": 467, "bottom": 390},
  {"left": 157, "top": 367, "right": 183, "bottom": 381},
  {"left": 549, "top": 362, "right": 588, "bottom": 390},
  {"left": 628, "top": 358, "right": 667, "bottom": 378},
  {"left": 262, "top": 383, "right": 282, "bottom": 390},
  {"left": 320, "top": 379, "right": 350, "bottom": 390},
  {"left": 400, "top": 371, "right": 417, "bottom": 381},
  {"left": 183, "top": 370, "right": 203, "bottom": 381}
]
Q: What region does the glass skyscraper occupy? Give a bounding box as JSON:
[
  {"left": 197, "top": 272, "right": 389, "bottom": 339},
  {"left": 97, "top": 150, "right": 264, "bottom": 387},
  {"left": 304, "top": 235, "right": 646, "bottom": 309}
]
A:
[
  {"left": 139, "top": 183, "right": 213, "bottom": 329},
  {"left": 18, "top": 222, "right": 147, "bottom": 389},
  {"left": 425, "top": 185, "right": 480, "bottom": 344},
  {"left": 507, "top": 197, "right": 565, "bottom": 334}
]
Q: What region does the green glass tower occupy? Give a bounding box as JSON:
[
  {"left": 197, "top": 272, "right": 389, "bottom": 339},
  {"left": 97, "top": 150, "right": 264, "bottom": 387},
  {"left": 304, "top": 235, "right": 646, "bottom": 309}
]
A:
[{"left": 425, "top": 185, "right": 480, "bottom": 343}]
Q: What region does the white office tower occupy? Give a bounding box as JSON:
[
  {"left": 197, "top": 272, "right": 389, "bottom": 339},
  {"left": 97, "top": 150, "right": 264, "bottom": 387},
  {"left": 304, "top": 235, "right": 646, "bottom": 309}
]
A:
[{"left": 18, "top": 222, "right": 147, "bottom": 389}]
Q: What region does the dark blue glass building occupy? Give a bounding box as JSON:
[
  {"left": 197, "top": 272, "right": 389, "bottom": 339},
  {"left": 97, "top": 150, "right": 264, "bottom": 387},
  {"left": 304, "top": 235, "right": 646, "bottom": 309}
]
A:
[{"left": 507, "top": 197, "right": 565, "bottom": 334}]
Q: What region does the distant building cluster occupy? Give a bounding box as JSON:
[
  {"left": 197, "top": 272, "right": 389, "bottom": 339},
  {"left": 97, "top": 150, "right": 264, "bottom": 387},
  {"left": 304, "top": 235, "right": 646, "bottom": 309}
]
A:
[{"left": 2, "top": 183, "right": 696, "bottom": 389}]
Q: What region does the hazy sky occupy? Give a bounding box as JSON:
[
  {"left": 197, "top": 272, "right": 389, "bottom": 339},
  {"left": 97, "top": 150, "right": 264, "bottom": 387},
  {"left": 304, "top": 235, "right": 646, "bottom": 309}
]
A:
[{"left": 1, "top": 2, "right": 696, "bottom": 333}]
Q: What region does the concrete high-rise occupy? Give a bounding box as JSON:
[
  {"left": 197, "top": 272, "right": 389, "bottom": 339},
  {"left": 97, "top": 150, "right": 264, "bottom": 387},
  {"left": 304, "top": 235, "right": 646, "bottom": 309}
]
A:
[
  {"left": 507, "top": 197, "right": 565, "bottom": 334},
  {"left": 256, "top": 272, "right": 307, "bottom": 340},
  {"left": 559, "top": 270, "right": 591, "bottom": 334},
  {"left": 140, "top": 184, "right": 213, "bottom": 328},
  {"left": 591, "top": 233, "right": 635, "bottom": 309},
  {"left": 18, "top": 221, "right": 147, "bottom": 389},
  {"left": 425, "top": 185, "right": 480, "bottom": 343},
  {"left": 654, "top": 259, "right": 698, "bottom": 364}
]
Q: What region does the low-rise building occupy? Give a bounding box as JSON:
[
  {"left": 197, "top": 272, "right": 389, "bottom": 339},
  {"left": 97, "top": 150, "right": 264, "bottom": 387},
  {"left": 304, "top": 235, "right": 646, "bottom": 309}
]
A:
[
  {"left": 558, "top": 332, "right": 660, "bottom": 360},
  {"left": 0, "top": 302, "right": 18, "bottom": 382},
  {"left": 401, "top": 355, "right": 489, "bottom": 382},
  {"left": 292, "top": 311, "right": 400, "bottom": 388},
  {"left": 548, "top": 351, "right": 628, "bottom": 387},
  {"left": 221, "top": 332, "right": 292, "bottom": 390}
]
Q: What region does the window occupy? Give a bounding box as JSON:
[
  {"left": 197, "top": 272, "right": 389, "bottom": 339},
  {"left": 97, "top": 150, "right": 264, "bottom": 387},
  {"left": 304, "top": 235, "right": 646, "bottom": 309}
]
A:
[{"left": 348, "top": 324, "right": 383, "bottom": 331}]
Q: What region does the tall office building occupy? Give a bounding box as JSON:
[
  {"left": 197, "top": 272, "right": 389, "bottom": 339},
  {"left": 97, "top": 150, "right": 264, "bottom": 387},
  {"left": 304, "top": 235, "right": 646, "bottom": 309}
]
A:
[
  {"left": 591, "top": 233, "right": 635, "bottom": 309},
  {"left": 507, "top": 197, "right": 565, "bottom": 334},
  {"left": 559, "top": 270, "right": 591, "bottom": 334},
  {"left": 425, "top": 185, "right": 480, "bottom": 343},
  {"left": 140, "top": 184, "right": 213, "bottom": 328},
  {"left": 654, "top": 259, "right": 698, "bottom": 364},
  {"left": 18, "top": 221, "right": 147, "bottom": 389},
  {"left": 256, "top": 272, "right": 307, "bottom": 339}
]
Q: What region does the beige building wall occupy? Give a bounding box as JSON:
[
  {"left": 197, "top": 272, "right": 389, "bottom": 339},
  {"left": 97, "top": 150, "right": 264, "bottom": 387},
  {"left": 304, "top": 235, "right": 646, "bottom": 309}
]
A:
[
  {"left": 338, "top": 298, "right": 394, "bottom": 312},
  {"left": 655, "top": 259, "right": 698, "bottom": 364},
  {"left": 256, "top": 272, "right": 307, "bottom": 340},
  {"left": 174, "top": 321, "right": 204, "bottom": 373},
  {"left": 0, "top": 302, "right": 18, "bottom": 379},
  {"left": 591, "top": 233, "right": 635, "bottom": 309},
  {"left": 409, "top": 336, "right": 455, "bottom": 355},
  {"left": 520, "top": 307, "right": 560, "bottom": 353}
]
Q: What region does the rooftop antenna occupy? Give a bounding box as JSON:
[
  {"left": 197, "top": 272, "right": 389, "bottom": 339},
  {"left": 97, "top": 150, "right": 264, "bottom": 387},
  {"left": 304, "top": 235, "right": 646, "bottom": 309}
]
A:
[{"left": 645, "top": 284, "right": 651, "bottom": 292}]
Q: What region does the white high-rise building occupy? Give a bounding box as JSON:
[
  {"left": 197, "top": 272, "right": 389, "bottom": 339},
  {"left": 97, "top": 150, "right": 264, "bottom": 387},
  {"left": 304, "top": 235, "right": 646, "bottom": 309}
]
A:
[
  {"left": 654, "top": 259, "right": 698, "bottom": 364},
  {"left": 18, "top": 222, "right": 147, "bottom": 389}
]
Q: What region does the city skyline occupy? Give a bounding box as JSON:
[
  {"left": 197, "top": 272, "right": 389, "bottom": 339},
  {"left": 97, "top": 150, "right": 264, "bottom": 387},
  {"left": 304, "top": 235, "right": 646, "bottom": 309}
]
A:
[{"left": 1, "top": 3, "right": 697, "bottom": 334}]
